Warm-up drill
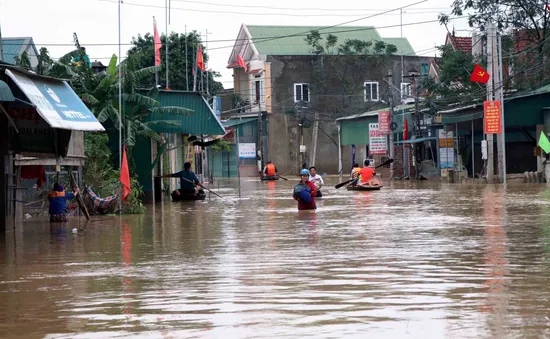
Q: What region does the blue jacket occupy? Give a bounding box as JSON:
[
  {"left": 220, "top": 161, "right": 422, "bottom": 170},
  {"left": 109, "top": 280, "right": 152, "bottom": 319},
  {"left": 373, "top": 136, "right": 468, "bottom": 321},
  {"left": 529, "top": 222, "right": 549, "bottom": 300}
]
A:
[
  {"left": 172, "top": 170, "right": 200, "bottom": 192},
  {"left": 48, "top": 191, "right": 75, "bottom": 215}
]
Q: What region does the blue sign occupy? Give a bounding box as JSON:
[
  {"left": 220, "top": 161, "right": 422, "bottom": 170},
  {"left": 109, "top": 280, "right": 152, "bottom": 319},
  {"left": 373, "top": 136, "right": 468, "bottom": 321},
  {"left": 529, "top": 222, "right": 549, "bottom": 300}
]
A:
[
  {"left": 6, "top": 69, "right": 104, "bottom": 131},
  {"left": 213, "top": 96, "right": 221, "bottom": 120}
]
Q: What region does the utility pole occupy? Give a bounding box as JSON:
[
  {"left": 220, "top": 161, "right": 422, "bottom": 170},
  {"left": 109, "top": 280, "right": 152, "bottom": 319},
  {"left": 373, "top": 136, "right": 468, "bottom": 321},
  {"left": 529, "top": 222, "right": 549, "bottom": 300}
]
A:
[
  {"left": 165, "top": 0, "right": 170, "bottom": 89},
  {"left": 497, "top": 33, "right": 507, "bottom": 184},
  {"left": 311, "top": 113, "right": 319, "bottom": 167},
  {"left": 257, "top": 104, "right": 263, "bottom": 175},
  {"left": 386, "top": 70, "right": 395, "bottom": 178},
  {"left": 486, "top": 23, "right": 496, "bottom": 183}
]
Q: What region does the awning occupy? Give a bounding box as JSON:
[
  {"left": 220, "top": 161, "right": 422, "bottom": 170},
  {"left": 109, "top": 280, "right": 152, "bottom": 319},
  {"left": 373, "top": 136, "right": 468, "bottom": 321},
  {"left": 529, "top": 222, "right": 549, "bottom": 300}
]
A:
[
  {"left": 394, "top": 136, "right": 437, "bottom": 144},
  {"left": 5, "top": 68, "right": 105, "bottom": 131},
  {"left": 222, "top": 117, "right": 258, "bottom": 127}
]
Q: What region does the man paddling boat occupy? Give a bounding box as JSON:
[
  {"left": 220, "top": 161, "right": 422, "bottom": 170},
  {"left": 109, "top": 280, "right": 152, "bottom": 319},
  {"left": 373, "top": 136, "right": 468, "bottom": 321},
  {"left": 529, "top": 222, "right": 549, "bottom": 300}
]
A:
[
  {"left": 262, "top": 161, "right": 278, "bottom": 178},
  {"left": 160, "top": 162, "right": 205, "bottom": 197}
]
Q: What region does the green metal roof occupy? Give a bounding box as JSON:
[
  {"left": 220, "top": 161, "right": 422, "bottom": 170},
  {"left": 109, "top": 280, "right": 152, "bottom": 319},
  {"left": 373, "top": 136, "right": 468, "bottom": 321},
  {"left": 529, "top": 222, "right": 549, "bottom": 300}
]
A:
[
  {"left": 381, "top": 37, "right": 416, "bottom": 56},
  {"left": 246, "top": 25, "right": 415, "bottom": 56},
  {"left": 0, "top": 80, "right": 14, "bottom": 101},
  {"left": 336, "top": 104, "right": 416, "bottom": 122},
  {"left": 1, "top": 37, "right": 36, "bottom": 65},
  {"left": 147, "top": 91, "right": 225, "bottom": 136},
  {"left": 222, "top": 117, "right": 258, "bottom": 127}
]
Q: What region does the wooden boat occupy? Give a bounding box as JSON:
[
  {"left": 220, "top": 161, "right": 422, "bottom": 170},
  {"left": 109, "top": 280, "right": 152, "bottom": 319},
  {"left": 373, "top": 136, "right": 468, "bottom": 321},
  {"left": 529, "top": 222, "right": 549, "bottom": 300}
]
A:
[
  {"left": 346, "top": 185, "right": 382, "bottom": 191},
  {"left": 260, "top": 175, "right": 279, "bottom": 181},
  {"left": 171, "top": 191, "right": 206, "bottom": 201}
]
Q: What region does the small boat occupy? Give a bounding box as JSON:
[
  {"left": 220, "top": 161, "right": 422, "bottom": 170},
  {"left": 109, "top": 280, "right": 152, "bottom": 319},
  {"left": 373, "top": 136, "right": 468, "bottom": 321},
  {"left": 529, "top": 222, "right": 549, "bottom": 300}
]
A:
[
  {"left": 171, "top": 191, "right": 207, "bottom": 201},
  {"left": 260, "top": 175, "right": 280, "bottom": 181},
  {"left": 346, "top": 185, "right": 382, "bottom": 191}
]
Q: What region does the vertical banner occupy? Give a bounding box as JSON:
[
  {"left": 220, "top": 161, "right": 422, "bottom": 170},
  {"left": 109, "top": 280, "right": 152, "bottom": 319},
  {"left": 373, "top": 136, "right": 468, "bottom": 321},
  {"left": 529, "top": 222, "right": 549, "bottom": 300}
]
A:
[
  {"left": 378, "top": 111, "right": 390, "bottom": 135},
  {"left": 213, "top": 96, "right": 221, "bottom": 121},
  {"left": 351, "top": 144, "right": 356, "bottom": 168},
  {"left": 484, "top": 101, "right": 502, "bottom": 134}
]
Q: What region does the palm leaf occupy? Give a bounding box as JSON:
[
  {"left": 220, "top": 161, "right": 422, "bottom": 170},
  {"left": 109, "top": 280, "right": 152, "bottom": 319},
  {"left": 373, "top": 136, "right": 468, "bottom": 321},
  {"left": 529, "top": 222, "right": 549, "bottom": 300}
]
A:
[
  {"left": 144, "top": 120, "right": 182, "bottom": 127},
  {"left": 81, "top": 93, "right": 99, "bottom": 105},
  {"left": 58, "top": 49, "right": 81, "bottom": 65},
  {"left": 126, "top": 121, "right": 136, "bottom": 146},
  {"left": 150, "top": 106, "right": 194, "bottom": 115},
  {"left": 122, "top": 93, "right": 160, "bottom": 107},
  {"left": 107, "top": 54, "right": 118, "bottom": 76},
  {"left": 133, "top": 66, "right": 162, "bottom": 82},
  {"left": 136, "top": 121, "right": 163, "bottom": 143},
  {"left": 97, "top": 105, "right": 119, "bottom": 125}
]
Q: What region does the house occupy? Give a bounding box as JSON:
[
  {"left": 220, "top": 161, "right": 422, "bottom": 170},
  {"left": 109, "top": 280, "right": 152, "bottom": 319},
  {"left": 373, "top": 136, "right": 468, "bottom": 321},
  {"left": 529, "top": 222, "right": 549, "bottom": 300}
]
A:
[
  {"left": 226, "top": 24, "right": 433, "bottom": 174},
  {"left": 1, "top": 37, "right": 39, "bottom": 68},
  {"left": 0, "top": 63, "right": 105, "bottom": 232}
]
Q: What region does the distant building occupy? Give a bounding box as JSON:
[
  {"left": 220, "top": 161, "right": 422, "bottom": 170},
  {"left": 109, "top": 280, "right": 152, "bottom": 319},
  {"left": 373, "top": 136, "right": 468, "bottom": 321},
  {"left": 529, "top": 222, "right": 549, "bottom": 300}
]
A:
[{"left": 1, "top": 37, "right": 39, "bottom": 68}]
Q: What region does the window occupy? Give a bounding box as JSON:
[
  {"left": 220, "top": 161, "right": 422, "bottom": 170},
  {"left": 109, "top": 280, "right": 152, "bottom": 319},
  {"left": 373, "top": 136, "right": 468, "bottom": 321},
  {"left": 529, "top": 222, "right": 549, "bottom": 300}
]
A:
[
  {"left": 294, "top": 83, "right": 310, "bottom": 102},
  {"left": 421, "top": 63, "right": 429, "bottom": 76},
  {"left": 364, "top": 81, "right": 379, "bottom": 101},
  {"left": 401, "top": 82, "right": 411, "bottom": 98},
  {"left": 251, "top": 79, "right": 264, "bottom": 104}
]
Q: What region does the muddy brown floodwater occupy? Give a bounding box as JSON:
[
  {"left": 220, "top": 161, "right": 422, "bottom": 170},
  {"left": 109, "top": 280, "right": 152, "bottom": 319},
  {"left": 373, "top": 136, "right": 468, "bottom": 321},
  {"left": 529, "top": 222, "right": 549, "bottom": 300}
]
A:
[{"left": 1, "top": 178, "right": 550, "bottom": 338}]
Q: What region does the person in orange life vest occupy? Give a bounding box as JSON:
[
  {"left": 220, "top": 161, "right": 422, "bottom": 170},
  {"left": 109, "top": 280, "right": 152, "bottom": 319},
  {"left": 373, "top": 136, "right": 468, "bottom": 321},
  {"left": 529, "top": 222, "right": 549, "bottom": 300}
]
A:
[
  {"left": 293, "top": 169, "right": 317, "bottom": 210},
  {"left": 351, "top": 163, "right": 361, "bottom": 179},
  {"left": 359, "top": 159, "right": 376, "bottom": 184},
  {"left": 48, "top": 183, "right": 79, "bottom": 223},
  {"left": 262, "top": 161, "right": 277, "bottom": 177}
]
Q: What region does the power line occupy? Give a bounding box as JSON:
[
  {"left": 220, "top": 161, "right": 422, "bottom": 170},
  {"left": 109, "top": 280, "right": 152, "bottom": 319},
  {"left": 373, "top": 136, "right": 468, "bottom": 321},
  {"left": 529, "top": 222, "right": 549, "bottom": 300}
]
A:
[
  {"left": 170, "top": 0, "right": 449, "bottom": 12},
  {"left": 99, "top": 0, "right": 447, "bottom": 17}
]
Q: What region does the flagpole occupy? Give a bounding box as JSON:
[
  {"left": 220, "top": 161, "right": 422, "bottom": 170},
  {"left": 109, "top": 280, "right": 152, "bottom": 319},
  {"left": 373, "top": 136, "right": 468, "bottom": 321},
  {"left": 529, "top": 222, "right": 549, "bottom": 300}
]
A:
[
  {"left": 118, "top": 0, "right": 123, "bottom": 213},
  {"left": 165, "top": 0, "right": 170, "bottom": 89},
  {"left": 185, "top": 25, "right": 189, "bottom": 91},
  {"left": 193, "top": 41, "right": 198, "bottom": 91},
  {"left": 154, "top": 16, "right": 159, "bottom": 87},
  {"left": 206, "top": 29, "right": 209, "bottom": 96}
]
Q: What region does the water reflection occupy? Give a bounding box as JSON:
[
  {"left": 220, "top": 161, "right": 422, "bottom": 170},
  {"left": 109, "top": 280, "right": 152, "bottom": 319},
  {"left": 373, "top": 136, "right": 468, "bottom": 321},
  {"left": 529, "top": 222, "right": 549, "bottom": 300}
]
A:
[{"left": 2, "top": 180, "right": 550, "bottom": 338}]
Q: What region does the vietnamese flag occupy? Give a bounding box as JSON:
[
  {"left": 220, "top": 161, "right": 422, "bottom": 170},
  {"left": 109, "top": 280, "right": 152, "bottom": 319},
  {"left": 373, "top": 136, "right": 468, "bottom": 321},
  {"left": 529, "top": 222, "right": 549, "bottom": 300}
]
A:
[
  {"left": 546, "top": 3, "right": 550, "bottom": 12},
  {"left": 470, "top": 64, "right": 490, "bottom": 84},
  {"left": 237, "top": 54, "right": 247, "bottom": 72},
  {"left": 196, "top": 45, "right": 206, "bottom": 71},
  {"left": 153, "top": 18, "right": 162, "bottom": 66},
  {"left": 120, "top": 146, "right": 131, "bottom": 203}
]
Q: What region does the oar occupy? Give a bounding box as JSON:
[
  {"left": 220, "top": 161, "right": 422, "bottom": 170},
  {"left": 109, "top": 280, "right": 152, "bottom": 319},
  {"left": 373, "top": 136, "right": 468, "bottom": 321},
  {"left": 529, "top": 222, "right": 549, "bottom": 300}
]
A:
[
  {"left": 334, "top": 158, "right": 394, "bottom": 189},
  {"left": 278, "top": 175, "right": 289, "bottom": 181},
  {"left": 180, "top": 177, "right": 223, "bottom": 198}
]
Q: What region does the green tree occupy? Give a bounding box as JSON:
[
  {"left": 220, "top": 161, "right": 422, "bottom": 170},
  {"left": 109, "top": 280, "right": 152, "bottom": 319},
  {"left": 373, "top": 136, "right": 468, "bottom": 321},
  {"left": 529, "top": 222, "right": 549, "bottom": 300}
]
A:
[
  {"left": 128, "top": 31, "right": 224, "bottom": 94},
  {"left": 421, "top": 44, "right": 485, "bottom": 104},
  {"left": 13, "top": 51, "right": 32, "bottom": 70},
  {"left": 441, "top": 0, "right": 550, "bottom": 89},
  {"left": 36, "top": 47, "right": 53, "bottom": 75}
]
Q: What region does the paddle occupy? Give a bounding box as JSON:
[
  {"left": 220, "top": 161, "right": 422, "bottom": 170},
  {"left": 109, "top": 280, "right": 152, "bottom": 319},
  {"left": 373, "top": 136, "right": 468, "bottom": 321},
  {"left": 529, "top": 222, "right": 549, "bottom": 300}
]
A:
[
  {"left": 66, "top": 169, "right": 91, "bottom": 220},
  {"left": 179, "top": 177, "right": 223, "bottom": 198},
  {"left": 278, "top": 175, "right": 289, "bottom": 181},
  {"left": 334, "top": 158, "right": 394, "bottom": 189}
]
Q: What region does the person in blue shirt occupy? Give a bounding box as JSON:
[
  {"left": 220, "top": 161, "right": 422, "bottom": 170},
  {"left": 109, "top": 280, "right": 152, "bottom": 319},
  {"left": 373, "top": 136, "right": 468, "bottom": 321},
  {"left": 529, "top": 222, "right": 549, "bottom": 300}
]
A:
[
  {"left": 48, "top": 183, "right": 78, "bottom": 222},
  {"left": 161, "top": 162, "right": 203, "bottom": 196}
]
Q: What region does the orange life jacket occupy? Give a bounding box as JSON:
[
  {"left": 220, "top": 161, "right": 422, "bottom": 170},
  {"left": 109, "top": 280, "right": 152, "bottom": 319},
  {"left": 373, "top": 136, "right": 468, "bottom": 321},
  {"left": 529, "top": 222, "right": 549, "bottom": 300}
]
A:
[
  {"left": 48, "top": 191, "right": 66, "bottom": 198},
  {"left": 360, "top": 167, "right": 375, "bottom": 183},
  {"left": 266, "top": 163, "right": 276, "bottom": 176},
  {"left": 352, "top": 167, "right": 361, "bottom": 178}
]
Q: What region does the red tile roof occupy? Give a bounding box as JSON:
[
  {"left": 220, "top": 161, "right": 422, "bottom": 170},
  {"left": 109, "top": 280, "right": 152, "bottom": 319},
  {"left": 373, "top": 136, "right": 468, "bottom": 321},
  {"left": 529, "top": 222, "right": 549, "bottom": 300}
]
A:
[{"left": 445, "top": 33, "right": 472, "bottom": 54}]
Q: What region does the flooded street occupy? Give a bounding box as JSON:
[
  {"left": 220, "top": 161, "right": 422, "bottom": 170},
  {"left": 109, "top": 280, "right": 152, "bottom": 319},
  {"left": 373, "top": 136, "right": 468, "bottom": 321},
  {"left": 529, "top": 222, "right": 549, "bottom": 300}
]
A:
[{"left": 2, "top": 178, "right": 550, "bottom": 338}]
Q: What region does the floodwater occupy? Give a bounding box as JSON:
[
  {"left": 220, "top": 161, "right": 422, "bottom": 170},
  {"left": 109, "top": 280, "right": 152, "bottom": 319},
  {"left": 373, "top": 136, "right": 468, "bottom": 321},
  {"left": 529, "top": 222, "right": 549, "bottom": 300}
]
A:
[{"left": 2, "top": 178, "right": 550, "bottom": 339}]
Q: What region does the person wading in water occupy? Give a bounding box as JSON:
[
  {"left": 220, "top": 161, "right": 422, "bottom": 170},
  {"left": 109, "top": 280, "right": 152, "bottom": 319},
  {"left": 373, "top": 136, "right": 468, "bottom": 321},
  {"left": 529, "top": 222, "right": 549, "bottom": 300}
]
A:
[{"left": 293, "top": 169, "right": 317, "bottom": 210}]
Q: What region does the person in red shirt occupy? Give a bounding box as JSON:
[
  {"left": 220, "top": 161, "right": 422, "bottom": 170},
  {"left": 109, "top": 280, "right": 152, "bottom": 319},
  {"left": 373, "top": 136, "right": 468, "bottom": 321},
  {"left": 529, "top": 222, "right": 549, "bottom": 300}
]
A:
[
  {"left": 293, "top": 169, "right": 317, "bottom": 210},
  {"left": 360, "top": 159, "right": 376, "bottom": 183}
]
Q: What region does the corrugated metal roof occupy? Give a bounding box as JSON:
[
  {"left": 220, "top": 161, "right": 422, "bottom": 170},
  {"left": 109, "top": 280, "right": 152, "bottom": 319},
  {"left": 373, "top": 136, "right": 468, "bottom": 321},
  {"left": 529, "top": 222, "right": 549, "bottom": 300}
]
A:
[
  {"left": 148, "top": 91, "right": 225, "bottom": 136},
  {"left": 1, "top": 38, "right": 27, "bottom": 64},
  {"left": 222, "top": 117, "right": 258, "bottom": 127},
  {"left": 381, "top": 38, "right": 416, "bottom": 56},
  {"left": 336, "top": 104, "right": 416, "bottom": 121},
  {"left": 246, "top": 25, "right": 414, "bottom": 56}
]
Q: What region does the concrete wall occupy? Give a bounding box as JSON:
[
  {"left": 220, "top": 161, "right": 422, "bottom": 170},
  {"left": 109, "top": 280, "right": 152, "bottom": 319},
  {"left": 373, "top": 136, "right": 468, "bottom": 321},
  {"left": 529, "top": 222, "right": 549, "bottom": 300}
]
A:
[{"left": 264, "top": 54, "right": 432, "bottom": 174}]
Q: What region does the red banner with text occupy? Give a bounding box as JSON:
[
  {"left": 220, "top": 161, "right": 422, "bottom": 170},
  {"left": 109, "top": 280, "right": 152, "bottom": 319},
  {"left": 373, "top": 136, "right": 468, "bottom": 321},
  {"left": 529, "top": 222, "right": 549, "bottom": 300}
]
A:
[{"left": 484, "top": 101, "right": 502, "bottom": 134}]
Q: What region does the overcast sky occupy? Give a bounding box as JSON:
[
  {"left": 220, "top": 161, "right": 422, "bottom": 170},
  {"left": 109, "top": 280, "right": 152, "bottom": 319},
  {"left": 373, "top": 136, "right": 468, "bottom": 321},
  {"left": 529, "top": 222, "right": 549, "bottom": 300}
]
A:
[{"left": 0, "top": 0, "right": 471, "bottom": 88}]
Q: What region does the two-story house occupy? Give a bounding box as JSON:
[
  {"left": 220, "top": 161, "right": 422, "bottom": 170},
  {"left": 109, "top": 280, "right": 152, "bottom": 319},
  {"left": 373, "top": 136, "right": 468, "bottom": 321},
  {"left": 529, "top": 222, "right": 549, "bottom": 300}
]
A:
[{"left": 227, "top": 24, "right": 433, "bottom": 174}]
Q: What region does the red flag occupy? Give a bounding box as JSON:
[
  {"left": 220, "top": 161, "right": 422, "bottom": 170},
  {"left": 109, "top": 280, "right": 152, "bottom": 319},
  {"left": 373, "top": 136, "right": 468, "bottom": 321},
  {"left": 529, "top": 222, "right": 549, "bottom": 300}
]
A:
[
  {"left": 237, "top": 54, "right": 247, "bottom": 72},
  {"left": 403, "top": 118, "right": 408, "bottom": 141},
  {"left": 470, "top": 64, "right": 490, "bottom": 84},
  {"left": 196, "top": 45, "right": 206, "bottom": 71},
  {"left": 546, "top": 3, "right": 550, "bottom": 12},
  {"left": 153, "top": 18, "right": 162, "bottom": 66},
  {"left": 120, "top": 146, "right": 131, "bottom": 203}
]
